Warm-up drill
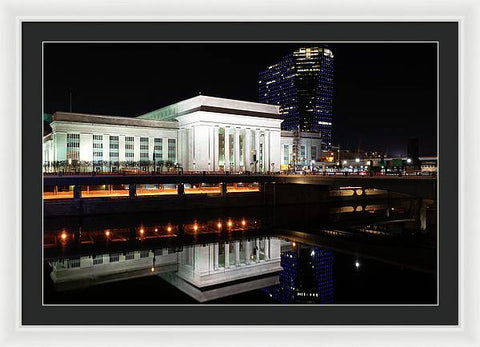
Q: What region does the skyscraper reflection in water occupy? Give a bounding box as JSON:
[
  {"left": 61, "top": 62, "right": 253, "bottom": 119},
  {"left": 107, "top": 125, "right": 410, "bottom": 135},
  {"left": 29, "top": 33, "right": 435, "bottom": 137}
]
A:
[{"left": 263, "top": 244, "right": 334, "bottom": 304}]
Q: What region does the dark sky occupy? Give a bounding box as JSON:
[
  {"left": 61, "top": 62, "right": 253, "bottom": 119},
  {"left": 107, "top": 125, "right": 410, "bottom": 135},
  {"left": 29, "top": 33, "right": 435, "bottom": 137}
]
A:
[{"left": 44, "top": 43, "right": 437, "bottom": 156}]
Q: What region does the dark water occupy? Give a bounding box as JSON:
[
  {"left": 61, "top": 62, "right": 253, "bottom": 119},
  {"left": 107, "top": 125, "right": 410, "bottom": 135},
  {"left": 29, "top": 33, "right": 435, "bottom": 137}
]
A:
[{"left": 43, "top": 199, "right": 437, "bottom": 305}]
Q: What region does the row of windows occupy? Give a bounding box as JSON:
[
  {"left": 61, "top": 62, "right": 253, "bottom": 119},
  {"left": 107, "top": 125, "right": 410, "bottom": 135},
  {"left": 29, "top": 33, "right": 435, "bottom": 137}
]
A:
[{"left": 64, "top": 134, "right": 177, "bottom": 161}]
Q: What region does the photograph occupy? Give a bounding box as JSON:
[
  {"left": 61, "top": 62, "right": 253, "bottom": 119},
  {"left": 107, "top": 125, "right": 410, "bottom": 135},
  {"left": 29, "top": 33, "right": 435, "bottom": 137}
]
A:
[{"left": 42, "top": 42, "right": 438, "bottom": 306}]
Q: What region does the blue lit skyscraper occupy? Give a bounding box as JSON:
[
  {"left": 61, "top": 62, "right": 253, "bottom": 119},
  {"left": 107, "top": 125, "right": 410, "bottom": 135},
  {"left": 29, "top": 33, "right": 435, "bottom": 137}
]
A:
[{"left": 259, "top": 47, "right": 334, "bottom": 148}]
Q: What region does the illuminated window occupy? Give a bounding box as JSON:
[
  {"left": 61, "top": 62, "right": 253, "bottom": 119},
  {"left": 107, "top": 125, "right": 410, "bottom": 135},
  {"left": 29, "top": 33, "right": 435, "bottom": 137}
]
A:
[
  {"left": 66, "top": 133, "right": 80, "bottom": 161},
  {"left": 168, "top": 139, "right": 176, "bottom": 162},
  {"left": 125, "top": 136, "right": 134, "bottom": 160},
  {"left": 140, "top": 137, "right": 149, "bottom": 161},
  {"left": 154, "top": 138, "right": 163, "bottom": 161},
  {"left": 283, "top": 145, "right": 290, "bottom": 164},
  {"left": 93, "top": 134, "right": 103, "bottom": 165},
  {"left": 109, "top": 136, "right": 119, "bottom": 163}
]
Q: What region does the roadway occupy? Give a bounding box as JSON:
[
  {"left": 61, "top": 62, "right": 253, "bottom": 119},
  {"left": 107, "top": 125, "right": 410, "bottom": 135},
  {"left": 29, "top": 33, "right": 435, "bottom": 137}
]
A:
[{"left": 43, "top": 173, "right": 436, "bottom": 199}]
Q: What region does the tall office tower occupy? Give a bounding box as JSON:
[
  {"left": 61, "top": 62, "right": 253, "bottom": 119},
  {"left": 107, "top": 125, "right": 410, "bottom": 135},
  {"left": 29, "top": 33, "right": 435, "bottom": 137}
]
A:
[{"left": 259, "top": 47, "right": 334, "bottom": 149}]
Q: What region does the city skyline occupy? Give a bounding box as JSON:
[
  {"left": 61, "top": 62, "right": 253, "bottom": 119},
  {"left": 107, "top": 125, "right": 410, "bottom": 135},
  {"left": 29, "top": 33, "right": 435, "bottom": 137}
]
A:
[{"left": 44, "top": 43, "right": 437, "bottom": 156}]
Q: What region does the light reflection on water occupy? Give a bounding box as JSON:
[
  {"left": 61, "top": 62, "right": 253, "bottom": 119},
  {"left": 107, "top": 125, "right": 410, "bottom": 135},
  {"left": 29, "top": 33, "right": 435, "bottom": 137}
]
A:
[{"left": 43, "top": 200, "right": 436, "bottom": 304}]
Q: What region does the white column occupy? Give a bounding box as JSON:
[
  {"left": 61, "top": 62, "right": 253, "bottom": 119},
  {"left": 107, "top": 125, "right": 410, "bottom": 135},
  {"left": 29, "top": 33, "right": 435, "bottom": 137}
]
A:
[
  {"left": 265, "top": 239, "right": 270, "bottom": 260},
  {"left": 148, "top": 137, "right": 154, "bottom": 162},
  {"left": 224, "top": 243, "right": 230, "bottom": 268},
  {"left": 265, "top": 131, "right": 270, "bottom": 172},
  {"left": 119, "top": 135, "right": 126, "bottom": 162},
  {"left": 254, "top": 130, "right": 260, "bottom": 172},
  {"left": 102, "top": 134, "right": 110, "bottom": 163},
  {"left": 79, "top": 133, "right": 93, "bottom": 162},
  {"left": 160, "top": 138, "right": 166, "bottom": 162},
  {"left": 133, "top": 136, "right": 140, "bottom": 162},
  {"left": 177, "top": 130, "right": 183, "bottom": 167},
  {"left": 213, "top": 127, "right": 219, "bottom": 171},
  {"left": 214, "top": 243, "right": 219, "bottom": 270},
  {"left": 234, "top": 128, "right": 240, "bottom": 172},
  {"left": 244, "top": 129, "right": 251, "bottom": 171},
  {"left": 255, "top": 239, "right": 260, "bottom": 261},
  {"left": 224, "top": 127, "right": 230, "bottom": 171},
  {"left": 209, "top": 126, "right": 214, "bottom": 171},
  {"left": 234, "top": 241, "right": 240, "bottom": 266}
]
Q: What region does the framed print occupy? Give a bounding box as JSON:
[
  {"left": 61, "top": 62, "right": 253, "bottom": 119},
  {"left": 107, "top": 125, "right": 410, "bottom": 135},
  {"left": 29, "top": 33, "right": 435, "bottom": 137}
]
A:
[
  {"left": 23, "top": 20, "right": 455, "bottom": 324},
  {"left": 1, "top": 0, "right": 478, "bottom": 345}
]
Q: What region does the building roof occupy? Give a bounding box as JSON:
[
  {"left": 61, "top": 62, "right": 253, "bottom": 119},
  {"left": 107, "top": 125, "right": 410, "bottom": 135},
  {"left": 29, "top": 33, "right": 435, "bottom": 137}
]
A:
[
  {"left": 137, "top": 95, "right": 282, "bottom": 121},
  {"left": 52, "top": 112, "right": 179, "bottom": 129}
]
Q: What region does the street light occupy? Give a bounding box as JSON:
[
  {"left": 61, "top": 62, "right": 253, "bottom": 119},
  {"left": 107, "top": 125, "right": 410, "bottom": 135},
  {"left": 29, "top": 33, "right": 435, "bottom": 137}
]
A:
[
  {"left": 407, "top": 158, "right": 412, "bottom": 164},
  {"left": 355, "top": 158, "right": 360, "bottom": 163}
]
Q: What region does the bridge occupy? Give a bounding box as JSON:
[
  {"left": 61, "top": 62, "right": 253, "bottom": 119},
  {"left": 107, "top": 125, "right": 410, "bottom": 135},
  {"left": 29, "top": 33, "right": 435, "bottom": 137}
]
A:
[{"left": 44, "top": 173, "right": 437, "bottom": 200}]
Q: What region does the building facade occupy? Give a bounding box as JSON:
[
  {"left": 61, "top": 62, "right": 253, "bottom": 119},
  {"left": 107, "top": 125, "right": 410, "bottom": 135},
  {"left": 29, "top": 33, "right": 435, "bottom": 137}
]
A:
[
  {"left": 258, "top": 47, "right": 334, "bottom": 148},
  {"left": 43, "top": 95, "right": 323, "bottom": 173}
]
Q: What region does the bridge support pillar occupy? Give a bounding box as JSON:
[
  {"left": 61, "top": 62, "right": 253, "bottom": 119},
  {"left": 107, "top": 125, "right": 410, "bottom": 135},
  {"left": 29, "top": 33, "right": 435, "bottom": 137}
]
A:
[
  {"left": 73, "top": 185, "right": 82, "bottom": 200},
  {"left": 177, "top": 183, "right": 185, "bottom": 196},
  {"left": 220, "top": 182, "right": 227, "bottom": 197},
  {"left": 129, "top": 184, "right": 136, "bottom": 198}
]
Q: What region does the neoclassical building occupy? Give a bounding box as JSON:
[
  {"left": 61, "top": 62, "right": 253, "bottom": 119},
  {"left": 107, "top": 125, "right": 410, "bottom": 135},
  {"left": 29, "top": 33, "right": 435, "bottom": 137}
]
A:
[{"left": 43, "top": 95, "right": 323, "bottom": 172}]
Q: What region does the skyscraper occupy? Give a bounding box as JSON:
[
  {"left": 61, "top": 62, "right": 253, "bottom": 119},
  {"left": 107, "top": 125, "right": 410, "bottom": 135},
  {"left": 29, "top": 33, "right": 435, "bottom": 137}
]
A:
[{"left": 259, "top": 47, "right": 334, "bottom": 148}]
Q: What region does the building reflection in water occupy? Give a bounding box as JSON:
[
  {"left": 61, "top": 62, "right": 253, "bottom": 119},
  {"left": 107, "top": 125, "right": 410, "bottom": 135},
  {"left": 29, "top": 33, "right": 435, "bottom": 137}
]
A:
[
  {"left": 47, "top": 235, "right": 335, "bottom": 303},
  {"left": 48, "top": 236, "right": 285, "bottom": 302},
  {"left": 44, "top": 199, "right": 437, "bottom": 304},
  {"left": 262, "top": 241, "right": 334, "bottom": 304}
]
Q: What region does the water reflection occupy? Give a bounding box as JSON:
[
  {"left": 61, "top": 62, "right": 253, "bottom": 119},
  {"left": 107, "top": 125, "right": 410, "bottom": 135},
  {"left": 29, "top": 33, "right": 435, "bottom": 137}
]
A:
[
  {"left": 262, "top": 242, "right": 334, "bottom": 304},
  {"left": 44, "top": 199, "right": 436, "bottom": 304}
]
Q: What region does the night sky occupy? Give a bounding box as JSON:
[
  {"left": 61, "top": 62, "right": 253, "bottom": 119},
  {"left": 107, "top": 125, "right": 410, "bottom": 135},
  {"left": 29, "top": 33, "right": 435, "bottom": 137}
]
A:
[{"left": 44, "top": 43, "right": 437, "bottom": 156}]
